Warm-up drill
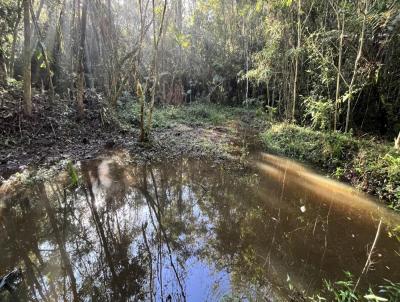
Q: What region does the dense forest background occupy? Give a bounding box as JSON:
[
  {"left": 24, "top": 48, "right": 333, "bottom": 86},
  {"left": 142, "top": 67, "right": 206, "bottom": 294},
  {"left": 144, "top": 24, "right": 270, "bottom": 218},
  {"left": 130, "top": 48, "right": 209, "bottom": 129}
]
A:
[
  {"left": 0, "top": 0, "right": 399, "bottom": 139},
  {"left": 1, "top": 1, "right": 400, "bottom": 301}
]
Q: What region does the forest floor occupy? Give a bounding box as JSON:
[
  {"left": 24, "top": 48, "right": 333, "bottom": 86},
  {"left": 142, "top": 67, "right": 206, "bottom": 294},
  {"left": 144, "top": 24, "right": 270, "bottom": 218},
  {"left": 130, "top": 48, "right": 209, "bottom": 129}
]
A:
[
  {"left": 1, "top": 84, "right": 399, "bottom": 209},
  {"left": 0, "top": 84, "right": 266, "bottom": 183}
]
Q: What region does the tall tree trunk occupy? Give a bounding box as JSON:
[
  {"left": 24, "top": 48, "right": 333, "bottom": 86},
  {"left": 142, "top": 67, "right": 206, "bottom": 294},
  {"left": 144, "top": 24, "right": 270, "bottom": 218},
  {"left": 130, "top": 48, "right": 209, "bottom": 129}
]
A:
[
  {"left": 334, "top": 12, "right": 345, "bottom": 131},
  {"left": 0, "top": 50, "right": 7, "bottom": 84},
  {"left": 292, "top": 0, "right": 301, "bottom": 122},
  {"left": 9, "top": 0, "right": 23, "bottom": 79},
  {"left": 137, "top": 0, "right": 146, "bottom": 142},
  {"left": 345, "top": 0, "right": 367, "bottom": 133},
  {"left": 53, "top": 0, "right": 66, "bottom": 92},
  {"left": 23, "top": 0, "right": 32, "bottom": 116},
  {"left": 243, "top": 13, "right": 249, "bottom": 106},
  {"left": 144, "top": 0, "right": 168, "bottom": 139},
  {"left": 176, "top": 0, "right": 183, "bottom": 67},
  {"left": 77, "top": 0, "right": 88, "bottom": 118}
]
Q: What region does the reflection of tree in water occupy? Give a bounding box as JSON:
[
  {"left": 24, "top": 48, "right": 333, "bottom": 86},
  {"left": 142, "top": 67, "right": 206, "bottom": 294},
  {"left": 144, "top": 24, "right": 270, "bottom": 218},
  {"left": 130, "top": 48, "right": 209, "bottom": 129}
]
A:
[
  {"left": 0, "top": 158, "right": 295, "bottom": 301},
  {"left": 2, "top": 157, "right": 399, "bottom": 301},
  {"left": 0, "top": 158, "right": 209, "bottom": 301},
  {"left": 183, "top": 161, "right": 276, "bottom": 300},
  {"left": 1, "top": 160, "right": 149, "bottom": 301},
  {"left": 0, "top": 191, "right": 48, "bottom": 302}
]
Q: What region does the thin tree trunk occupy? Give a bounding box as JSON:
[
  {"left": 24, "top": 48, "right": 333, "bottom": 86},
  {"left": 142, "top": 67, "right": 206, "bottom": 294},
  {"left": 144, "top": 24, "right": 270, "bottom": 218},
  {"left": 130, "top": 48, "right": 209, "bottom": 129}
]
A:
[
  {"left": 176, "top": 0, "right": 183, "bottom": 67},
  {"left": 53, "top": 0, "right": 66, "bottom": 91},
  {"left": 334, "top": 12, "right": 345, "bottom": 131},
  {"left": 137, "top": 0, "right": 146, "bottom": 142},
  {"left": 77, "top": 0, "right": 88, "bottom": 118},
  {"left": 345, "top": 1, "right": 367, "bottom": 133},
  {"left": 243, "top": 14, "right": 249, "bottom": 106},
  {"left": 29, "top": 1, "right": 55, "bottom": 100},
  {"left": 23, "top": 0, "right": 32, "bottom": 116},
  {"left": 145, "top": 0, "right": 168, "bottom": 138},
  {"left": 139, "top": 83, "right": 145, "bottom": 141},
  {"left": 29, "top": 0, "right": 45, "bottom": 55},
  {"left": 292, "top": 0, "right": 301, "bottom": 122},
  {"left": 9, "top": 0, "right": 23, "bottom": 79}
]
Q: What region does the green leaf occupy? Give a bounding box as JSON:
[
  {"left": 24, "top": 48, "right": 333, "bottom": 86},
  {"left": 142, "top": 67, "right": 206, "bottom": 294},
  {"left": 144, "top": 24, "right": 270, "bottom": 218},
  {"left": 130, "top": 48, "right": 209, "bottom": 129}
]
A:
[{"left": 364, "top": 294, "right": 388, "bottom": 301}]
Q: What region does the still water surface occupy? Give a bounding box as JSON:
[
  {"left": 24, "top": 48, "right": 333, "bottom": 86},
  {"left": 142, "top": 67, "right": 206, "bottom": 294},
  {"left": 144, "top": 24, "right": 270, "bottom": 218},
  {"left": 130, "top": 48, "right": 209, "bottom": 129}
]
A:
[{"left": 0, "top": 152, "right": 399, "bottom": 301}]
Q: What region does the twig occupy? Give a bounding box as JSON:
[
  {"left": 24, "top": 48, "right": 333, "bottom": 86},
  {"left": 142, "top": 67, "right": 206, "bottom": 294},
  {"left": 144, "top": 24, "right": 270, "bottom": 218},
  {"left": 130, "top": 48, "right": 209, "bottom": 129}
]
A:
[
  {"left": 354, "top": 218, "right": 383, "bottom": 292},
  {"left": 49, "top": 119, "right": 56, "bottom": 137},
  {"left": 142, "top": 223, "right": 154, "bottom": 302}
]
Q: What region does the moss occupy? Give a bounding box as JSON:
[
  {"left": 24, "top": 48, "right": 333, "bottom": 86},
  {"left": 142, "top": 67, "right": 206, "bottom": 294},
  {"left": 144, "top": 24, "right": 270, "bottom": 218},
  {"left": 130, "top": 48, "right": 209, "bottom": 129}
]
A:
[{"left": 261, "top": 123, "right": 400, "bottom": 209}]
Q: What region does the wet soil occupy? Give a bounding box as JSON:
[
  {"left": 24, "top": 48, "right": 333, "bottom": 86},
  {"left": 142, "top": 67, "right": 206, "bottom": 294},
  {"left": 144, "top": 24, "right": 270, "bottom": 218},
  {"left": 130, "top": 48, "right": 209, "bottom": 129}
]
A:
[{"left": 0, "top": 86, "right": 259, "bottom": 182}]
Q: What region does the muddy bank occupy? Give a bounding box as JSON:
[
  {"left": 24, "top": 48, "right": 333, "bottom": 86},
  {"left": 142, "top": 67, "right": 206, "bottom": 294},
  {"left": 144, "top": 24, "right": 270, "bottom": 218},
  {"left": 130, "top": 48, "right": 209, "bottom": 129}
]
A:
[
  {"left": 261, "top": 124, "right": 400, "bottom": 210},
  {"left": 0, "top": 86, "right": 262, "bottom": 182}
]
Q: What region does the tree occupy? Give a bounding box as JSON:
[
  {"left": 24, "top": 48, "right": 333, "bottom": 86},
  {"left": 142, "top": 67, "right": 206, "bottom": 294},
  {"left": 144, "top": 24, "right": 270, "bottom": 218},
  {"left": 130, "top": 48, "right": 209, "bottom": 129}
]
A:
[
  {"left": 292, "top": 0, "right": 301, "bottom": 122},
  {"left": 9, "top": 0, "right": 23, "bottom": 79},
  {"left": 23, "top": 0, "right": 32, "bottom": 116},
  {"left": 345, "top": 0, "right": 368, "bottom": 133},
  {"left": 139, "top": 0, "right": 168, "bottom": 142},
  {"left": 334, "top": 8, "right": 345, "bottom": 131},
  {"left": 29, "top": 0, "right": 55, "bottom": 100},
  {"left": 76, "top": 0, "right": 88, "bottom": 118}
]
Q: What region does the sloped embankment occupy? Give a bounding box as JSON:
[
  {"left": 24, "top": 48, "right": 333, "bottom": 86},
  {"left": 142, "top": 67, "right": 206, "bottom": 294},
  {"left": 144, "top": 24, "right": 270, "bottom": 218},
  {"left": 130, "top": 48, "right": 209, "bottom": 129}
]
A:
[{"left": 261, "top": 123, "right": 400, "bottom": 210}]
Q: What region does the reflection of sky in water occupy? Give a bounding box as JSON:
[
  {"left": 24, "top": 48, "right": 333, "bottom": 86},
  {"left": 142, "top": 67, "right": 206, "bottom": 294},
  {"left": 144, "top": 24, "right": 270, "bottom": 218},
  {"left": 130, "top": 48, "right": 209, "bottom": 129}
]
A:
[
  {"left": 150, "top": 184, "right": 231, "bottom": 301},
  {"left": 2, "top": 154, "right": 400, "bottom": 302},
  {"left": 155, "top": 255, "right": 231, "bottom": 302},
  {"left": 185, "top": 257, "right": 230, "bottom": 302}
]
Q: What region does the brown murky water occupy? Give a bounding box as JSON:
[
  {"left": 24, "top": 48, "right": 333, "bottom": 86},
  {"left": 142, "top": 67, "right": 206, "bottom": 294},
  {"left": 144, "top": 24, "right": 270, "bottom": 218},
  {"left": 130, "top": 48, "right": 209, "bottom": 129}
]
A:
[{"left": 0, "top": 152, "right": 399, "bottom": 301}]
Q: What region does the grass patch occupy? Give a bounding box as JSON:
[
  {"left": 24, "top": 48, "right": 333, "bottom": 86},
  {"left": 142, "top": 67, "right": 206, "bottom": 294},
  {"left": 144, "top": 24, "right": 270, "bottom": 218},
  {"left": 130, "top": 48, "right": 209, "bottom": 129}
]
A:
[
  {"left": 261, "top": 123, "right": 400, "bottom": 209},
  {"left": 123, "top": 101, "right": 256, "bottom": 128},
  {"left": 309, "top": 272, "right": 400, "bottom": 302}
]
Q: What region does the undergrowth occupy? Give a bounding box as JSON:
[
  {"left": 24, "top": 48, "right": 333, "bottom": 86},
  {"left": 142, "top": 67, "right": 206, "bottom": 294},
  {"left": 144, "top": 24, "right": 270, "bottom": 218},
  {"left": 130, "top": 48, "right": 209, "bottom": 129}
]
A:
[
  {"left": 118, "top": 100, "right": 257, "bottom": 128},
  {"left": 309, "top": 272, "right": 400, "bottom": 302}
]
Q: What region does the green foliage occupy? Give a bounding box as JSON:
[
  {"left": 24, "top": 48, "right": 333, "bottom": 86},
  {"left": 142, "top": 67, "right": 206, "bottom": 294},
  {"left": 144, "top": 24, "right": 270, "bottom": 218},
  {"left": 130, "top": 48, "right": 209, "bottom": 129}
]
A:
[
  {"left": 67, "top": 161, "right": 79, "bottom": 187},
  {"left": 263, "top": 105, "right": 277, "bottom": 121},
  {"left": 246, "top": 0, "right": 400, "bottom": 135},
  {"left": 0, "top": 0, "right": 21, "bottom": 49},
  {"left": 261, "top": 123, "right": 358, "bottom": 168},
  {"left": 377, "top": 280, "right": 400, "bottom": 301},
  {"left": 303, "top": 96, "right": 334, "bottom": 130},
  {"left": 129, "top": 101, "right": 257, "bottom": 128},
  {"left": 309, "top": 272, "right": 358, "bottom": 302},
  {"left": 310, "top": 275, "right": 400, "bottom": 302},
  {"left": 352, "top": 149, "right": 400, "bottom": 208}
]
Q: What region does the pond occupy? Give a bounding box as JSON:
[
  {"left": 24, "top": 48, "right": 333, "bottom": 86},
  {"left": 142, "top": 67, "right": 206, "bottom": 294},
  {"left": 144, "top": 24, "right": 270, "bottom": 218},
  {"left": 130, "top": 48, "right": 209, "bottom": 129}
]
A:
[{"left": 0, "top": 151, "right": 399, "bottom": 301}]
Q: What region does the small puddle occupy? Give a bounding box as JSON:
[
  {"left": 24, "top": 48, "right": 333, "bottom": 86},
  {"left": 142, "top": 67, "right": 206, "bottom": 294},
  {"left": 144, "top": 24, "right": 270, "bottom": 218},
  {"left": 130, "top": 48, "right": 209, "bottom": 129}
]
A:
[{"left": 0, "top": 152, "right": 399, "bottom": 301}]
